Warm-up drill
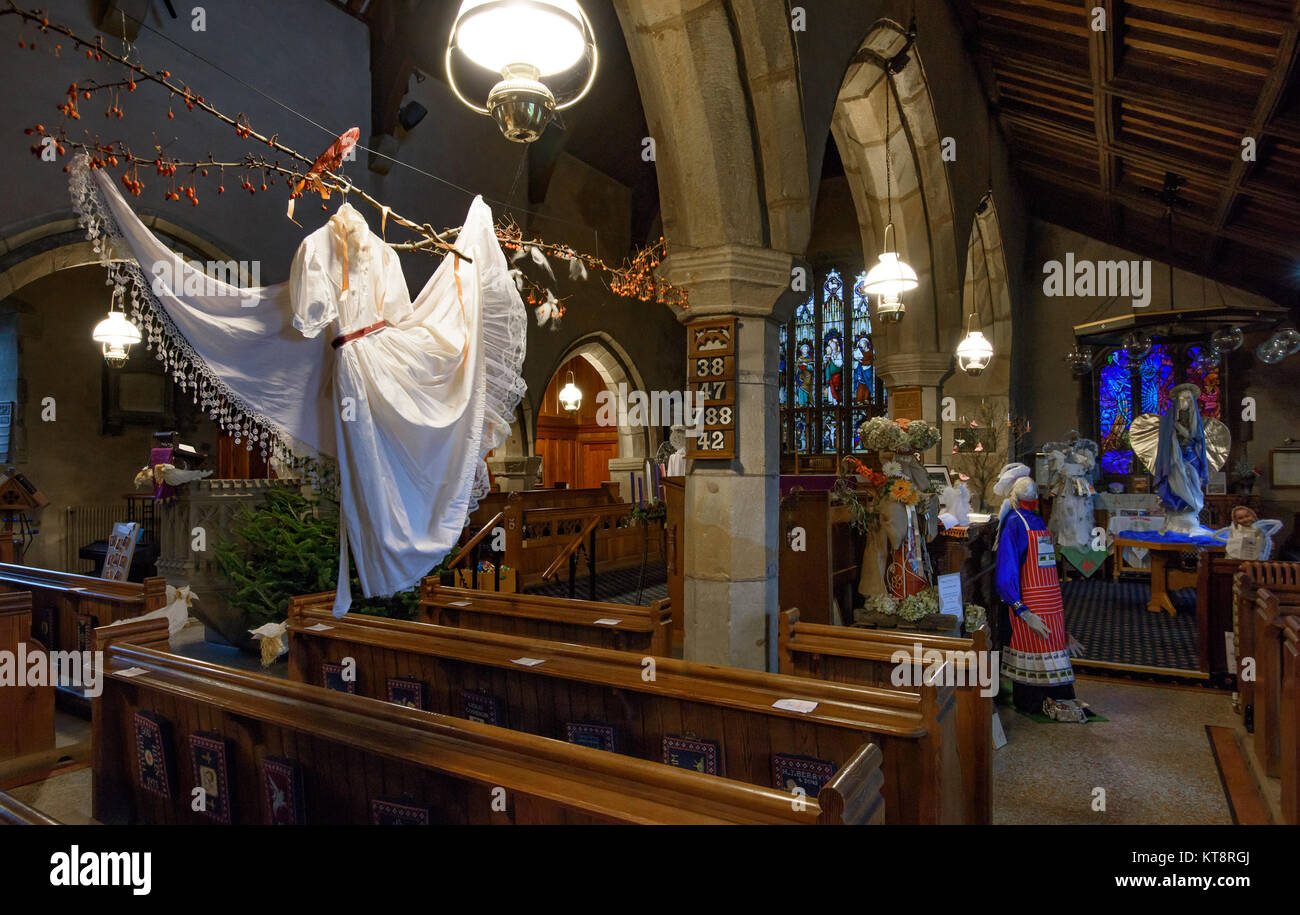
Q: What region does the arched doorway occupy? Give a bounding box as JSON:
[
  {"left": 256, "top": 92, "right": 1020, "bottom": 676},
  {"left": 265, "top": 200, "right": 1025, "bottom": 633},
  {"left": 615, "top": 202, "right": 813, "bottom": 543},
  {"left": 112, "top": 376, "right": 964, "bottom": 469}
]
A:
[{"left": 535, "top": 354, "right": 619, "bottom": 489}]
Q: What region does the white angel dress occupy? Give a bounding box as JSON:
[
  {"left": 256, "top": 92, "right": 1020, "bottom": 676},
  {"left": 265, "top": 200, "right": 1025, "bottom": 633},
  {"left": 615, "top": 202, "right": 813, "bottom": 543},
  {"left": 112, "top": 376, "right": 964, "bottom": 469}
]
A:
[{"left": 71, "top": 156, "right": 527, "bottom": 616}]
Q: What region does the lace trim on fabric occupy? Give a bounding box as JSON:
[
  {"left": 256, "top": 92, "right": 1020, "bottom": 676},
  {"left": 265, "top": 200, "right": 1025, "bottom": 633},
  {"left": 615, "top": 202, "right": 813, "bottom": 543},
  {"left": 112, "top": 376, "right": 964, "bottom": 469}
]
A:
[{"left": 69, "top": 155, "right": 302, "bottom": 468}]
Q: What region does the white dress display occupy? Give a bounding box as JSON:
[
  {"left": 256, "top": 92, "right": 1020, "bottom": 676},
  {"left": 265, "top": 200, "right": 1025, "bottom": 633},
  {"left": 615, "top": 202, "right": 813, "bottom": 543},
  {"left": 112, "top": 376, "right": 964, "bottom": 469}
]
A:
[{"left": 71, "top": 156, "right": 527, "bottom": 616}]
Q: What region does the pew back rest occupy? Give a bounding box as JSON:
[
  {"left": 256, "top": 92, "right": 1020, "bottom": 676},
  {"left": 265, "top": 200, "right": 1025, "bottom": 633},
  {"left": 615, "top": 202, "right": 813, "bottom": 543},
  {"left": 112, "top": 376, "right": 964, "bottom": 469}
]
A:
[
  {"left": 95, "top": 641, "right": 882, "bottom": 824},
  {"left": 286, "top": 603, "right": 961, "bottom": 823},
  {"left": 417, "top": 583, "right": 672, "bottom": 655}
]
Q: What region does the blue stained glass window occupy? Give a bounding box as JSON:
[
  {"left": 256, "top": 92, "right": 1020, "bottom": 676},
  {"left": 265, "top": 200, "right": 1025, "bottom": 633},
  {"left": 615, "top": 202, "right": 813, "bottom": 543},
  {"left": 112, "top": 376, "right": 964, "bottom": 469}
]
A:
[
  {"left": 780, "top": 268, "right": 880, "bottom": 454},
  {"left": 1139, "top": 344, "right": 1174, "bottom": 416},
  {"left": 822, "top": 413, "right": 839, "bottom": 452},
  {"left": 1099, "top": 349, "right": 1134, "bottom": 474}
]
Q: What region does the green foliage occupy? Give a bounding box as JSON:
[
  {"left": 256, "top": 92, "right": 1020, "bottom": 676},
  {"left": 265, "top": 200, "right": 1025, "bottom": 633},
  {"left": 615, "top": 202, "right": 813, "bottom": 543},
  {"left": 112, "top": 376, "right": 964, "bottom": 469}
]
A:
[{"left": 215, "top": 486, "right": 440, "bottom": 628}]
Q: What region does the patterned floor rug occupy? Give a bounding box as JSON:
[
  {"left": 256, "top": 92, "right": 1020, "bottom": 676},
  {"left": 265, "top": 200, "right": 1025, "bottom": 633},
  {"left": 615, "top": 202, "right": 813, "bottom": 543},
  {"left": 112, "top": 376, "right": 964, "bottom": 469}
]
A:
[
  {"left": 1062, "top": 579, "right": 1199, "bottom": 672},
  {"left": 525, "top": 563, "right": 668, "bottom": 605}
]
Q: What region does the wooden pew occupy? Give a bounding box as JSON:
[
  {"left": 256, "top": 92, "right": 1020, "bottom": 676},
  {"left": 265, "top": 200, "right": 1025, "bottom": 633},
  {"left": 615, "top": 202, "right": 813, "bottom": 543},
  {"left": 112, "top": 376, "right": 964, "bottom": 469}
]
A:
[
  {"left": 0, "top": 790, "right": 60, "bottom": 825},
  {"left": 420, "top": 583, "right": 672, "bottom": 656},
  {"left": 0, "top": 562, "right": 166, "bottom": 657},
  {"left": 287, "top": 596, "right": 964, "bottom": 824},
  {"left": 0, "top": 591, "right": 54, "bottom": 763},
  {"left": 94, "top": 625, "right": 884, "bottom": 825},
  {"left": 1252, "top": 589, "right": 1300, "bottom": 780},
  {"left": 1233, "top": 562, "right": 1300, "bottom": 729},
  {"left": 1198, "top": 556, "right": 1245, "bottom": 678},
  {"left": 777, "top": 609, "right": 993, "bottom": 825},
  {"left": 1281, "top": 613, "right": 1300, "bottom": 825}
]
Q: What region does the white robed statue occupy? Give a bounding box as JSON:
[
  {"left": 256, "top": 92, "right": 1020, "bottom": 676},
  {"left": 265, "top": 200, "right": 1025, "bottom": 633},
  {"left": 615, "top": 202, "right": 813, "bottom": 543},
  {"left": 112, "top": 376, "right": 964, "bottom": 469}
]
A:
[{"left": 1128, "top": 383, "right": 1230, "bottom": 536}]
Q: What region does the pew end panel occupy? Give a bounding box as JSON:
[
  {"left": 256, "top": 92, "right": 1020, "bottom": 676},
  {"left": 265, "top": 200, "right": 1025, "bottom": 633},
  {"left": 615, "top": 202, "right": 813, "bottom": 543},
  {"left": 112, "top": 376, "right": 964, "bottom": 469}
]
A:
[{"left": 0, "top": 590, "right": 55, "bottom": 762}]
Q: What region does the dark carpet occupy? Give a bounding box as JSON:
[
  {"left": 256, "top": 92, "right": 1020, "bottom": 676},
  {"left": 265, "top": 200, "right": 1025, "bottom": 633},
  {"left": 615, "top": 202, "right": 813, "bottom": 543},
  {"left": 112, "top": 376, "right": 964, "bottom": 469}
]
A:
[
  {"left": 1061, "top": 579, "right": 1199, "bottom": 672},
  {"left": 525, "top": 563, "right": 668, "bottom": 605}
]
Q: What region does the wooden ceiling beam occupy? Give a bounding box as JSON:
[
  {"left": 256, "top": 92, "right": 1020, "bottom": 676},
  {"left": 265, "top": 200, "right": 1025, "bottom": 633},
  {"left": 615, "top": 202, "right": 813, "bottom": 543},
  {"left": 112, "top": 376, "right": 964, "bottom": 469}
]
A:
[
  {"left": 1127, "top": 0, "right": 1292, "bottom": 34},
  {"left": 1207, "top": 2, "right": 1300, "bottom": 258},
  {"left": 1088, "top": 0, "right": 1120, "bottom": 237}
]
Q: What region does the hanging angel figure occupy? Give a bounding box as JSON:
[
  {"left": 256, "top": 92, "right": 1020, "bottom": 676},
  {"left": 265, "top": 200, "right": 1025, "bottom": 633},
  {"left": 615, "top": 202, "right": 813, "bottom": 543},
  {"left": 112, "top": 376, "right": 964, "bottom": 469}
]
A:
[{"left": 1128, "top": 383, "right": 1231, "bottom": 536}]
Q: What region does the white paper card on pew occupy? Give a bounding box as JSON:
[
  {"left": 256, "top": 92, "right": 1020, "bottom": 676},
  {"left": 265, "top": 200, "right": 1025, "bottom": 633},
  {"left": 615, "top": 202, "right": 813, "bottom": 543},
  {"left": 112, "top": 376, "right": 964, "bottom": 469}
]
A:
[
  {"left": 306, "top": 623, "right": 334, "bottom": 632},
  {"left": 512, "top": 657, "right": 546, "bottom": 667},
  {"left": 115, "top": 667, "right": 151, "bottom": 678},
  {"left": 594, "top": 618, "right": 622, "bottom": 626},
  {"left": 937, "top": 573, "right": 962, "bottom": 616},
  {"left": 992, "top": 710, "right": 1008, "bottom": 750},
  {"left": 772, "top": 698, "right": 818, "bottom": 714},
  {"left": 450, "top": 600, "right": 473, "bottom": 607}
]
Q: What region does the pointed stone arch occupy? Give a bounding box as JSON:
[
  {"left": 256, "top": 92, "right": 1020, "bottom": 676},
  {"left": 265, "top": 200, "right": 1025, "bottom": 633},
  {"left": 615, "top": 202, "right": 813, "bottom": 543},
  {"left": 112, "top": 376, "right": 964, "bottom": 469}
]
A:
[{"left": 829, "top": 20, "right": 961, "bottom": 397}]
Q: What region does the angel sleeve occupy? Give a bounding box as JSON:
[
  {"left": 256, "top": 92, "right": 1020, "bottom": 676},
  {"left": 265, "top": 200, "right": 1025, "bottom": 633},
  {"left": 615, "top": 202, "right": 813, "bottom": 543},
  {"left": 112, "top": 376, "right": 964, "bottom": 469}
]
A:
[{"left": 290, "top": 238, "right": 338, "bottom": 339}]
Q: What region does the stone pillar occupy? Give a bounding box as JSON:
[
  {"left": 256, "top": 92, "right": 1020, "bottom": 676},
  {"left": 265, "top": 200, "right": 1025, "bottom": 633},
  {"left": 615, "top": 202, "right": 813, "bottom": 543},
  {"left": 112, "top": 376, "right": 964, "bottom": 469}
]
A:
[{"left": 665, "top": 245, "right": 792, "bottom": 670}]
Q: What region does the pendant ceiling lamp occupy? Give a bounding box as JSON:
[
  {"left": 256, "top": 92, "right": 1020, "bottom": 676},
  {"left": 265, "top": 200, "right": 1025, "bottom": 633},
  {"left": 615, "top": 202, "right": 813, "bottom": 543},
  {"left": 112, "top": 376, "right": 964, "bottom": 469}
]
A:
[
  {"left": 862, "top": 69, "right": 917, "bottom": 323},
  {"left": 1064, "top": 343, "right": 1094, "bottom": 377},
  {"left": 956, "top": 312, "right": 994, "bottom": 376},
  {"left": 558, "top": 370, "right": 582, "bottom": 413},
  {"left": 446, "top": 0, "right": 598, "bottom": 143},
  {"left": 92, "top": 304, "right": 142, "bottom": 368}
]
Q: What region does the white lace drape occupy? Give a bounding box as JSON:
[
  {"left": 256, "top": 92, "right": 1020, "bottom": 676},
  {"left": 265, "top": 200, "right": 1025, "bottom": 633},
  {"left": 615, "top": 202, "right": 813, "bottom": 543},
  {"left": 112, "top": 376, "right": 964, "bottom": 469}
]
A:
[{"left": 71, "top": 156, "right": 527, "bottom": 614}]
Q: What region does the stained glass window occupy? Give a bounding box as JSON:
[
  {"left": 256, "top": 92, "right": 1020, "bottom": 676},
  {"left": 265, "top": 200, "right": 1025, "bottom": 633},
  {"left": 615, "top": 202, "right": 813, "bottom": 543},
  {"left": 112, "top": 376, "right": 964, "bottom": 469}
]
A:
[
  {"left": 1139, "top": 343, "right": 1175, "bottom": 416},
  {"left": 1097, "top": 343, "right": 1228, "bottom": 475},
  {"left": 779, "top": 267, "right": 885, "bottom": 454},
  {"left": 1099, "top": 350, "right": 1134, "bottom": 474},
  {"left": 1185, "top": 346, "right": 1222, "bottom": 419}
]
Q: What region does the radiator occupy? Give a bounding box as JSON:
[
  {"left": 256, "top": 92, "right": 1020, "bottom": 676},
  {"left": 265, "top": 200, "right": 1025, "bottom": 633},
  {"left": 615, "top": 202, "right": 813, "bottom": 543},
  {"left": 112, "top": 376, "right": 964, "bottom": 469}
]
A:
[{"left": 63, "top": 503, "right": 125, "bottom": 573}]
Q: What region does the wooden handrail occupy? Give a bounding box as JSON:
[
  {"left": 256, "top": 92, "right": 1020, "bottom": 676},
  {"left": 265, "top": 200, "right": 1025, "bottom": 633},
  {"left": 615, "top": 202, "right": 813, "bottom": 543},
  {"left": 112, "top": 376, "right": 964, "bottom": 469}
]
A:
[
  {"left": 541, "top": 513, "right": 603, "bottom": 582},
  {"left": 0, "top": 790, "right": 60, "bottom": 825},
  {"left": 446, "top": 511, "right": 505, "bottom": 569}
]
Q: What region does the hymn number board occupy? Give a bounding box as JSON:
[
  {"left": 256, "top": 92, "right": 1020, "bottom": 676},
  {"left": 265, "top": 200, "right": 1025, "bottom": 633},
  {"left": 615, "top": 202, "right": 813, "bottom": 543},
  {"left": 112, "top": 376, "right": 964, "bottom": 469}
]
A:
[{"left": 688, "top": 318, "right": 737, "bottom": 460}]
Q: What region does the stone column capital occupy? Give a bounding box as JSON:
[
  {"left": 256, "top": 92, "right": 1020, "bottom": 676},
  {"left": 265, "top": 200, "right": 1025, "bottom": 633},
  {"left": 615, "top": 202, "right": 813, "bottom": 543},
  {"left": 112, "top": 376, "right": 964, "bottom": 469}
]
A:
[
  {"left": 876, "top": 351, "right": 954, "bottom": 389},
  {"left": 663, "top": 244, "right": 793, "bottom": 323}
]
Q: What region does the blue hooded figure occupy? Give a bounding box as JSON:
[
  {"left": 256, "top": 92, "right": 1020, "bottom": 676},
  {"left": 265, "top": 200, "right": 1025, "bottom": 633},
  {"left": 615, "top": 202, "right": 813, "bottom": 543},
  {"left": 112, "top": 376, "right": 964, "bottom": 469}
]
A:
[{"left": 1153, "top": 383, "right": 1209, "bottom": 517}]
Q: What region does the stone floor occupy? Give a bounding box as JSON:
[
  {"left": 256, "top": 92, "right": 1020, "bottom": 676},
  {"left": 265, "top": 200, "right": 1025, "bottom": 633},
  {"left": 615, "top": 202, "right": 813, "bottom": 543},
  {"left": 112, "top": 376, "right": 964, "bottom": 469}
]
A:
[{"left": 993, "top": 675, "right": 1240, "bottom": 824}]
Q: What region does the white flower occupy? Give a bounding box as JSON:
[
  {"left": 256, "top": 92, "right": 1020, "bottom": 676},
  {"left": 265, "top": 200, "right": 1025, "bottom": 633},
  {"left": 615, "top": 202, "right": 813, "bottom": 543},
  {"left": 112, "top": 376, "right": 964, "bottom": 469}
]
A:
[{"left": 882, "top": 460, "right": 903, "bottom": 478}]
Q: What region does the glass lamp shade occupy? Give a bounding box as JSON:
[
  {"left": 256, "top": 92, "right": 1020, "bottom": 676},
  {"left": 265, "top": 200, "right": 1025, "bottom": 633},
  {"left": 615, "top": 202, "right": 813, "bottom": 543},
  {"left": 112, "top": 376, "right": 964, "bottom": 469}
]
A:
[
  {"left": 92, "top": 310, "right": 141, "bottom": 368},
  {"left": 558, "top": 374, "right": 582, "bottom": 412},
  {"left": 454, "top": 0, "right": 586, "bottom": 76},
  {"left": 862, "top": 251, "right": 919, "bottom": 299},
  {"left": 1122, "top": 330, "right": 1152, "bottom": 360},
  {"left": 875, "top": 292, "right": 906, "bottom": 324},
  {"left": 1064, "top": 344, "right": 1093, "bottom": 377},
  {"left": 1210, "top": 326, "right": 1243, "bottom": 353},
  {"left": 1256, "top": 334, "right": 1289, "bottom": 365},
  {"left": 956, "top": 329, "right": 994, "bottom": 376},
  {"left": 1277, "top": 325, "right": 1300, "bottom": 356}
]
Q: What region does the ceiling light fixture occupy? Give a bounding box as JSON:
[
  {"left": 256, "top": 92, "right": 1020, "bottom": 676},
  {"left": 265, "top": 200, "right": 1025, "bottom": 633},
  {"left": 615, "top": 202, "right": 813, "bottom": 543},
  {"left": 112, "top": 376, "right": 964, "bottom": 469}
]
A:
[{"left": 446, "top": 0, "right": 598, "bottom": 144}]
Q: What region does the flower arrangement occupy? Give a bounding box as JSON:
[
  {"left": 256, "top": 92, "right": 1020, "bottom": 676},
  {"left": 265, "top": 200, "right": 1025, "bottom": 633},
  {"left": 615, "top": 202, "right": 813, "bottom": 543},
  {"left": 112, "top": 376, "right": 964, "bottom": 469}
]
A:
[
  {"left": 903, "top": 418, "right": 941, "bottom": 452},
  {"left": 859, "top": 416, "right": 910, "bottom": 452},
  {"left": 842, "top": 456, "right": 886, "bottom": 488},
  {"left": 862, "top": 588, "right": 940, "bottom": 622},
  {"left": 887, "top": 477, "right": 923, "bottom": 506},
  {"left": 858, "top": 416, "right": 941, "bottom": 454}
]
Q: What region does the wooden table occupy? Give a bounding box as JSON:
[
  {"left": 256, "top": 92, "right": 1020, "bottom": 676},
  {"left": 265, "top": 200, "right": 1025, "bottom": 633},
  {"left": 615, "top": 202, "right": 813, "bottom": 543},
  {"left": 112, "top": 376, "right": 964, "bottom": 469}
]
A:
[{"left": 1113, "top": 536, "right": 1225, "bottom": 616}]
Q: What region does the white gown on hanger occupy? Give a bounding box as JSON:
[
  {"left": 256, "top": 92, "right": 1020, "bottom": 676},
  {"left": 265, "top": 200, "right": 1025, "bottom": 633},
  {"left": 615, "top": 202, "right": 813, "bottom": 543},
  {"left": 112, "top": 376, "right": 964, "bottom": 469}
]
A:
[{"left": 71, "top": 156, "right": 527, "bottom": 616}]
